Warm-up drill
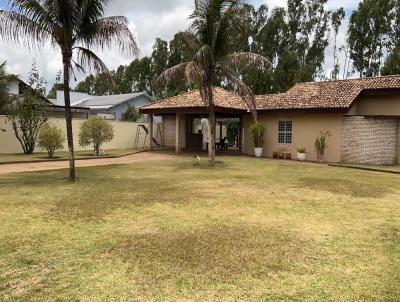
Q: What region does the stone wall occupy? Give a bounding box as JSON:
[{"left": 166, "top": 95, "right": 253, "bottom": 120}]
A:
[{"left": 341, "top": 116, "right": 399, "bottom": 165}]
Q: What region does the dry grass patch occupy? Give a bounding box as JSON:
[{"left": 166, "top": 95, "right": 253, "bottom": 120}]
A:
[{"left": 0, "top": 155, "right": 399, "bottom": 301}]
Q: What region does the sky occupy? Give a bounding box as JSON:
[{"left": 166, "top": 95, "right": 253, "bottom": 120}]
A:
[{"left": 0, "top": 0, "right": 362, "bottom": 90}]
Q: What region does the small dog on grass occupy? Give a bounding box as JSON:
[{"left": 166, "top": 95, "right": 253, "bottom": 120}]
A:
[{"left": 193, "top": 155, "right": 201, "bottom": 165}]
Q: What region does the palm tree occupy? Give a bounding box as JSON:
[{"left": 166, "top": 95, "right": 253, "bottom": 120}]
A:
[
  {"left": 156, "top": 0, "right": 270, "bottom": 166},
  {"left": 0, "top": 0, "right": 138, "bottom": 180}
]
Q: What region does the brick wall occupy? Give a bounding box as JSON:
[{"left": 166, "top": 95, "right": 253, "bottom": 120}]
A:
[{"left": 341, "top": 116, "right": 399, "bottom": 165}]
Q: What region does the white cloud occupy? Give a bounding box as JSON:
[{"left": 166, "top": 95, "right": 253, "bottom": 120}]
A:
[{"left": 0, "top": 0, "right": 362, "bottom": 91}]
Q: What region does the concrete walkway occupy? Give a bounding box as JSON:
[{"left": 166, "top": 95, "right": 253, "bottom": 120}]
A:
[{"left": 0, "top": 152, "right": 176, "bottom": 174}]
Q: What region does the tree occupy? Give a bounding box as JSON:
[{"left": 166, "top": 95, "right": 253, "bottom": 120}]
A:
[
  {"left": 47, "top": 70, "right": 63, "bottom": 99},
  {"left": 151, "top": 38, "right": 169, "bottom": 97},
  {"left": 121, "top": 105, "right": 142, "bottom": 122},
  {"left": 156, "top": 0, "right": 270, "bottom": 166},
  {"left": 348, "top": 0, "right": 394, "bottom": 77},
  {"left": 1, "top": 0, "right": 138, "bottom": 181},
  {"left": 74, "top": 74, "right": 96, "bottom": 95},
  {"left": 38, "top": 122, "right": 65, "bottom": 158},
  {"left": 331, "top": 8, "right": 345, "bottom": 80},
  {"left": 382, "top": 48, "right": 400, "bottom": 75},
  {"left": 79, "top": 118, "right": 114, "bottom": 156},
  {"left": 0, "top": 61, "right": 11, "bottom": 116},
  {"left": 8, "top": 62, "right": 48, "bottom": 154},
  {"left": 225, "top": 118, "right": 239, "bottom": 146}
]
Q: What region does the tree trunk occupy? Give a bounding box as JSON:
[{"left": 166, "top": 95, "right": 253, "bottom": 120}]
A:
[{"left": 62, "top": 51, "right": 76, "bottom": 181}]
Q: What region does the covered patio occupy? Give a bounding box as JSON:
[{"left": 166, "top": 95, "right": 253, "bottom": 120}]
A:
[{"left": 139, "top": 88, "right": 249, "bottom": 153}]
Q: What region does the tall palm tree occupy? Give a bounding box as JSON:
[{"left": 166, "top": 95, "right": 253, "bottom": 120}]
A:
[
  {"left": 156, "top": 0, "right": 270, "bottom": 166},
  {"left": 0, "top": 0, "right": 138, "bottom": 180}
]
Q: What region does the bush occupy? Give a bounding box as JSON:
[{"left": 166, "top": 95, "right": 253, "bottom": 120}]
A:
[
  {"left": 79, "top": 118, "right": 114, "bottom": 156},
  {"left": 121, "top": 105, "right": 142, "bottom": 122},
  {"left": 249, "top": 122, "right": 266, "bottom": 148},
  {"left": 37, "top": 123, "right": 65, "bottom": 158},
  {"left": 314, "top": 130, "right": 331, "bottom": 161},
  {"left": 297, "top": 147, "right": 306, "bottom": 153},
  {"left": 225, "top": 119, "right": 239, "bottom": 145}
]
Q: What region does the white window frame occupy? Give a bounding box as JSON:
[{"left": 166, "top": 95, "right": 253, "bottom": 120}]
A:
[{"left": 278, "top": 120, "right": 292, "bottom": 144}]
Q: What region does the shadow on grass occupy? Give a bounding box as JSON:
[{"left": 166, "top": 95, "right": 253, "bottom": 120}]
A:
[
  {"left": 297, "top": 177, "right": 392, "bottom": 198},
  {"left": 108, "top": 224, "right": 308, "bottom": 284}
]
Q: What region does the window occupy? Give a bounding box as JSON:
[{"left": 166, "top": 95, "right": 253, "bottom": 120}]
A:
[{"left": 278, "top": 121, "right": 292, "bottom": 144}]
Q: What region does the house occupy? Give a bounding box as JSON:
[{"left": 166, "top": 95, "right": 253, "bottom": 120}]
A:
[
  {"left": 54, "top": 90, "right": 154, "bottom": 120},
  {"left": 139, "top": 75, "right": 400, "bottom": 165},
  {"left": 3, "top": 76, "right": 90, "bottom": 118}
]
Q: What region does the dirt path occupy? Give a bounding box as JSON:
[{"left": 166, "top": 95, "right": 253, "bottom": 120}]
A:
[{"left": 0, "top": 152, "right": 177, "bottom": 174}]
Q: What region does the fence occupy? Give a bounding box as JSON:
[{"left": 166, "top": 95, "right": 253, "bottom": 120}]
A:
[{"left": 0, "top": 116, "right": 153, "bottom": 154}]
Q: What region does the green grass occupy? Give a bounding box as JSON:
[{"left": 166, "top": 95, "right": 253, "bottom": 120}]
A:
[
  {"left": 0, "top": 155, "right": 399, "bottom": 301},
  {"left": 0, "top": 149, "right": 141, "bottom": 164}
]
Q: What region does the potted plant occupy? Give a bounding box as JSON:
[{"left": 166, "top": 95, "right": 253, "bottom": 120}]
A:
[
  {"left": 249, "top": 122, "right": 265, "bottom": 158},
  {"left": 297, "top": 148, "right": 307, "bottom": 161},
  {"left": 314, "top": 130, "right": 331, "bottom": 162}
]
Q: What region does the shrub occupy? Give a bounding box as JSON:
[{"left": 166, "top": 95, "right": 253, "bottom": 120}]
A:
[
  {"left": 314, "top": 130, "right": 331, "bottom": 161},
  {"left": 121, "top": 105, "right": 142, "bottom": 122},
  {"left": 38, "top": 123, "right": 65, "bottom": 158},
  {"left": 249, "top": 122, "right": 266, "bottom": 148},
  {"left": 79, "top": 118, "right": 114, "bottom": 156},
  {"left": 297, "top": 147, "right": 307, "bottom": 153},
  {"left": 225, "top": 118, "right": 239, "bottom": 145}
]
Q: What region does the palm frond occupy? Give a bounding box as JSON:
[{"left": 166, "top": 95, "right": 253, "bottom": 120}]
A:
[
  {"left": 73, "top": 46, "right": 110, "bottom": 76},
  {"left": 0, "top": 9, "right": 50, "bottom": 47},
  {"left": 193, "top": 44, "right": 214, "bottom": 66},
  {"left": 216, "top": 64, "right": 258, "bottom": 120},
  {"left": 155, "top": 62, "right": 189, "bottom": 88},
  {"left": 220, "top": 52, "right": 271, "bottom": 70},
  {"left": 184, "top": 62, "right": 203, "bottom": 85},
  {"left": 78, "top": 16, "right": 139, "bottom": 56}
]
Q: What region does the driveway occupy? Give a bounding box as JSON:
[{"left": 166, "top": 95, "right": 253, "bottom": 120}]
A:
[{"left": 0, "top": 151, "right": 177, "bottom": 174}]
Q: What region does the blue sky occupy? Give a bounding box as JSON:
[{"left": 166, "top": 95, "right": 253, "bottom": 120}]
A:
[{"left": 0, "top": 0, "right": 361, "bottom": 89}]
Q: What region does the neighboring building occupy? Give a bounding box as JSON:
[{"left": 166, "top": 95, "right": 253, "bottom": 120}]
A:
[
  {"left": 54, "top": 91, "right": 154, "bottom": 121},
  {"left": 3, "top": 77, "right": 89, "bottom": 118},
  {"left": 140, "top": 76, "right": 400, "bottom": 165}
]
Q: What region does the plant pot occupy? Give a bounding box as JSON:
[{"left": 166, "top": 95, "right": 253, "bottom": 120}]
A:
[
  {"left": 254, "top": 147, "right": 263, "bottom": 158},
  {"left": 273, "top": 151, "right": 278, "bottom": 159},
  {"left": 297, "top": 152, "right": 306, "bottom": 161}
]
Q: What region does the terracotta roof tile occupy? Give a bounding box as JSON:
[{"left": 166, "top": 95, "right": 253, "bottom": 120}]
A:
[
  {"left": 255, "top": 75, "right": 400, "bottom": 110},
  {"left": 140, "top": 87, "right": 247, "bottom": 112},
  {"left": 140, "top": 75, "right": 400, "bottom": 113}
]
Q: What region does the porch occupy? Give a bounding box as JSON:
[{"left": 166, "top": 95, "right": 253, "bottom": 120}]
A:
[
  {"left": 139, "top": 88, "right": 250, "bottom": 154},
  {"left": 147, "top": 112, "right": 245, "bottom": 154}
]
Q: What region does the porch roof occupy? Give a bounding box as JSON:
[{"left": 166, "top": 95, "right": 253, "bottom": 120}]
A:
[{"left": 139, "top": 87, "right": 248, "bottom": 114}]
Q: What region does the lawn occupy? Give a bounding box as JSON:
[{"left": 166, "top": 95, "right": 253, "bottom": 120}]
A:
[
  {"left": 0, "top": 149, "right": 141, "bottom": 164},
  {"left": 0, "top": 155, "right": 399, "bottom": 301}
]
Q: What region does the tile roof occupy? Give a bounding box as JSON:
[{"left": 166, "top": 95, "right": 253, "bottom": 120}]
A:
[
  {"left": 139, "top": 87, "right": 247, "bottom": 112},
  {"left": 139, "top": 75, "right": 400, "bottom": 113},
  {"left": 255, "top": 75, "right": 400, "bottom": 110}
]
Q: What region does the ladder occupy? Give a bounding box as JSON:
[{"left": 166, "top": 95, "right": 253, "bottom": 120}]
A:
[{"left": 134, "top": 124, "right": 163, "bottom": 149}]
